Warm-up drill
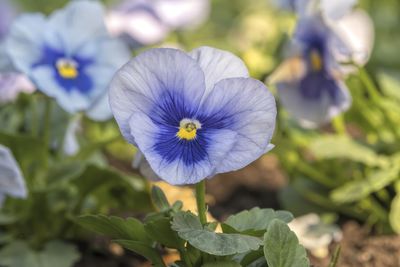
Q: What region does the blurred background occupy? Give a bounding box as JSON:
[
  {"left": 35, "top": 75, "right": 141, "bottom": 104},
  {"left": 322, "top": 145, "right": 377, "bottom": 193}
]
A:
[{"left": 1, "top": 0, "right": 400, "bottom": 266}]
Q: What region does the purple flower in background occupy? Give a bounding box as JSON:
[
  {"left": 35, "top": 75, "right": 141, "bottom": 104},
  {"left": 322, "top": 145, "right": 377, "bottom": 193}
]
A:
[
  {"left": 270, "top": 0, "right": 374, "bottom": 127},
  {"left": 0, "top": 144, "right": 27, "bottom": 207},
  {"left": 109, "top": 47, "right": 276, "bottom": 185},
  {"left": 106, "top": 0, "right": 210, "bottom": 45},
  {"left": 6, "top": 1, "right": 131, "bottom": 121}
]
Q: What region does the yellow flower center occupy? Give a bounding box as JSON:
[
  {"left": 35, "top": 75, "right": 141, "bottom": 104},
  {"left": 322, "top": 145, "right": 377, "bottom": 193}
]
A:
[
  {"left": 56, "top": 58, "right": 79, "bottom": 79},
  {"left": 176, "top": 119, "right": 201, "bottom": 141},
  {"left": 310, "top": 50, "right": 323, "bottom": 72}
]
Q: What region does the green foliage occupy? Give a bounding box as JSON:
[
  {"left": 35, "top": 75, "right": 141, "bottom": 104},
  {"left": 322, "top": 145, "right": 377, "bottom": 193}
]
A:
[
  {"left": 172, "top": 211, "right": 262, "bottom": 256},
  {"left": 263, "top": 220, "right": 310, "bottom": 267},
  {"left": 0, "top": 240, "right": 80, "bottom": 267},
  {"left": 222, "top": 207, "right": 294, "bottom": 235}
]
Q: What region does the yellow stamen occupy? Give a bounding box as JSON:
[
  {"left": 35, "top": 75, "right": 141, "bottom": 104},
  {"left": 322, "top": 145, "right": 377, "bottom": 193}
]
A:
[
  {"left": 310, "top": 50, "right": 322, "bottom": 72},
  {"left": 176, "top": 119, "right": 201, "bottom": 140},
  {"left": 56, "top": 59, "right": 79, "bottom": 79}
]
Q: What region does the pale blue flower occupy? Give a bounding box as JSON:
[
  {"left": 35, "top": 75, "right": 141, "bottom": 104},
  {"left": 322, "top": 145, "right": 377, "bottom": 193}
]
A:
[
  {"left": 106, "top": 0, "right": 210, "bottom": 45},
  {"left": 6, "top": 0, "right": 131, "bottom": 121},
  {"left": 109, "top": 47, "right": 276, "bottom": 185},
  {"left": 0, "top": 144, "right": 27, "bottom": 207}
]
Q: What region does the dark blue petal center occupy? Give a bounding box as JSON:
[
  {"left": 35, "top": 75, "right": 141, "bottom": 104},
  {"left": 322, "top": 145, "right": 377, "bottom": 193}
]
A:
[{"left": 33, "top": 45, "right": 94, "bottom": 93}]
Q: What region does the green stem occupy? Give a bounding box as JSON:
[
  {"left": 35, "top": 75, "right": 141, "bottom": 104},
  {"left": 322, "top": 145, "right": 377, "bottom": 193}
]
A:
[
  {"left": 332, "top": 115, "right": 347, "bottom": 136},
  {"left": 178, "top": 247, "right": 193, "bottom": 267},
  {"left": 43, "top": 98, "right": 53, "bottom": 169},
  {"left": 195, "top": 180, "right": 207, "bottom": 225},
  {"left": 358, "top": 67, "right": 381, "bottom": 102},
  {"left": 296, "top": 161, "right": 338, "bottom": 188}
]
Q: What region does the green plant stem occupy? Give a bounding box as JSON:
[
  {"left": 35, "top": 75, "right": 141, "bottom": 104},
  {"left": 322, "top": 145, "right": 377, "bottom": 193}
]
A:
[
  {"left": 332, "top": 115, "right": 347, "bottom": 136},
  {"left": 296, "top": 161, "right": 338, "bottom": 188},
  {"left": 178, "top": 246, "right": 193, "bottom": 267},
  {"left": 195, "top": 180, "right": 207, "bottom": 225},
  {"left": 43, "top": 98, "right": 53, "bottom": 169},
  {"left": 358, "top": 67, "right": 381, "bottom": 102}
]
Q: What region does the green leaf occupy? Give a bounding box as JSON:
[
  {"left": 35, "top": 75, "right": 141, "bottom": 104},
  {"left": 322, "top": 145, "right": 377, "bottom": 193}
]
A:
[
  {"left": 222, "top": 207, "right": 293, "bottom": 235},
  {"left": 309, "top": 136, "right": 388, "bottom": 167},
  {"left": 171, "top": 212, "right": 262, "bottom": 256},
  {"left": 39, "top": 241, "right": 80, "bottom": 267},
  {"left": 0, "top": 132, "right": 47, "bottom": 176},
  {"left": 151, "top": 185, "right": 170, "bottom": 211},
  {"left": 0, "top": 241, "right": 40, "bottom": 267},
  {"left": 389, "top": 192, "right": 400, "bottom": 234},
  {"left": 73, "top": 164, "right": 152, "bottom": 212},
  {"left": 0, "top": 240, "right": 80, "bottom": 267},
  {"left": 76, "top": 215, "right": 150, "bottom": 243},
  {"left": 144, "top": 217, "right": 183, "bottom": 248},
  {"left": 331, "top": 164, "right": 400, "bottom": 203},
  {"left": 202, "top": 261, "right": 242, "bottom": 267},
  {"left": 378, "top": 71, "right": 400, "bottom": 101},
  {"left": 263, "top": 220, "right": 310, "bottom": 267},
  {"left": 115, "top": 240, "right": 165, "bottom": 267}
]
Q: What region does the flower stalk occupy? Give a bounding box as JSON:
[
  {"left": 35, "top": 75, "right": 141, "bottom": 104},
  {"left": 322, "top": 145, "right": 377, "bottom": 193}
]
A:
[{"left": 195, "top": 180, "right": 207, "bottom": 226}]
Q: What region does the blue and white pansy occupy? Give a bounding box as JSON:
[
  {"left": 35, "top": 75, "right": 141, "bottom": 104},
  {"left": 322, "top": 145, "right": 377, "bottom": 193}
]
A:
[
  {"left": 110, "top": 47, "right": 276, "bottom": 185},
  {"left": 0, "top": 144, "right": 27, "bottom": 207},
  {"left": 270, "top": 0, "right": 373, "bottom": 127},
  {"left": 6, "top": 0, "right": 131, "bottom": 121}
]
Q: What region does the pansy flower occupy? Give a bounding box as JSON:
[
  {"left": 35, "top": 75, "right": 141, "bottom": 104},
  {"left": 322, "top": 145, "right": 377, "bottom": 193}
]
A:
[
  {"left": 0, "top": 144, "right": 27, "bottom": 207},
  {"left": 6, "top": 0, "right": 131, "bottom": 121},
  {"left": 110, "top": 47, "right": 276, "bottom": 185},
  {"left": 270, "top": 0, "right": 373, "bottom": 127},
  {"left": 106, "top": 0, "right": 210, "bottom": 46}
]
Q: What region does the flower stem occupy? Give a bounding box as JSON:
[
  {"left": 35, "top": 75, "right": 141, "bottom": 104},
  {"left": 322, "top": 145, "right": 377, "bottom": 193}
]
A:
[
  {"left": 43, "top": 98, "right": 53, "bottom": 169},
  {"left": 332, "top": 115, "right": 347, "bottom": 136},
  {"left": 195, "top": 180, "right": 207, "bottom": 225}
]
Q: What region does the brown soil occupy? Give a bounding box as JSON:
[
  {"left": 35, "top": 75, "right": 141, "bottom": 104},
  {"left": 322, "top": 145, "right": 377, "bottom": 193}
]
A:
[{"left": 311, "top": 222, "right": 400, "bottom": 267}]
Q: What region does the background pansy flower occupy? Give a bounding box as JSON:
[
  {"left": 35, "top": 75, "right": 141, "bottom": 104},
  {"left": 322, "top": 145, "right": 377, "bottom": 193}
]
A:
[
  {"left": 0, "top": 73, "right": 35, "bottom": 104},
  {"left": 270, "top": 15, "right": 352, "bottom": 127},
  {"left": 110, "top": 47, "right": 276, "bottom": 185},
  {"left": 6, "top": 0, "right": 131, "bottom": 121},
  {"left": 0, "top": 144, "right": 27, "bottom": 207},
  {"left": 106, "top": 0, "right": 210, "bottom": 46}
]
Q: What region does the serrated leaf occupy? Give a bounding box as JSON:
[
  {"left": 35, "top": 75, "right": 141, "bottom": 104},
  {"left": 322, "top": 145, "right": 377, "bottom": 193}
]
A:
[
  {"left": 144, "top": 217, "right": 183, "bottom": 248},
  {"left": 309, "top": 136, "right": 388, "bottom": 167},
  {"left": 331, "top": 164, "right": 400, "bottom": 203},
  {"left": 171, "top": 212, "right": 262, "bottom": 256},
  {"left": 151, "top": 185, "right": 170, "bottom": 211},
  {"left": 76, "top": 215, "right": 150, "bottom": 243},
  {"left": 264, "top": 220, "right": 310, "bottom": 267},
  {"left": 115, "top": 240, "right": 165, "bottom": 267},
  {"left": 223, "top": 208, "right": 293, "bottom": 235},
  {"left": 389, "top": 192, "right": 400, "bottom": 234}
]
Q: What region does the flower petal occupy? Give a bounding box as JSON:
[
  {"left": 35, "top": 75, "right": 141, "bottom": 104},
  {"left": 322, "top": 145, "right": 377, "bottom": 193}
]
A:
[
  {"left": 189, "top": 46, "right": 249, "bottom": 98},
  {"left": 199, "top": 77, "right": 276, "bottom": 173},
  {"left": 329, "top": 10, "right": 374, "bottom": 67},
  {"left": 129, "top": 112, "right": 237, "bottom": 185},
  {"left": 0, "top": 145, "right": 27, "bottom": 200},
  {"left": 155, "top": 0, "right": 210, "bottom": 29},
  {"left": 320, "top": 0, "right": 357, "bottom": 20},
  {"left": 6, "top": 14, "right": 46, "bottom": 74},
  {"left": 45, "top": 0, "right": 107, "bottom": 54},
  {"left": 277, "top": 78, "right": 351, "bottom": 128},
  {"left": 109, "top": 48, "right": 206, "bottom": 145}
]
